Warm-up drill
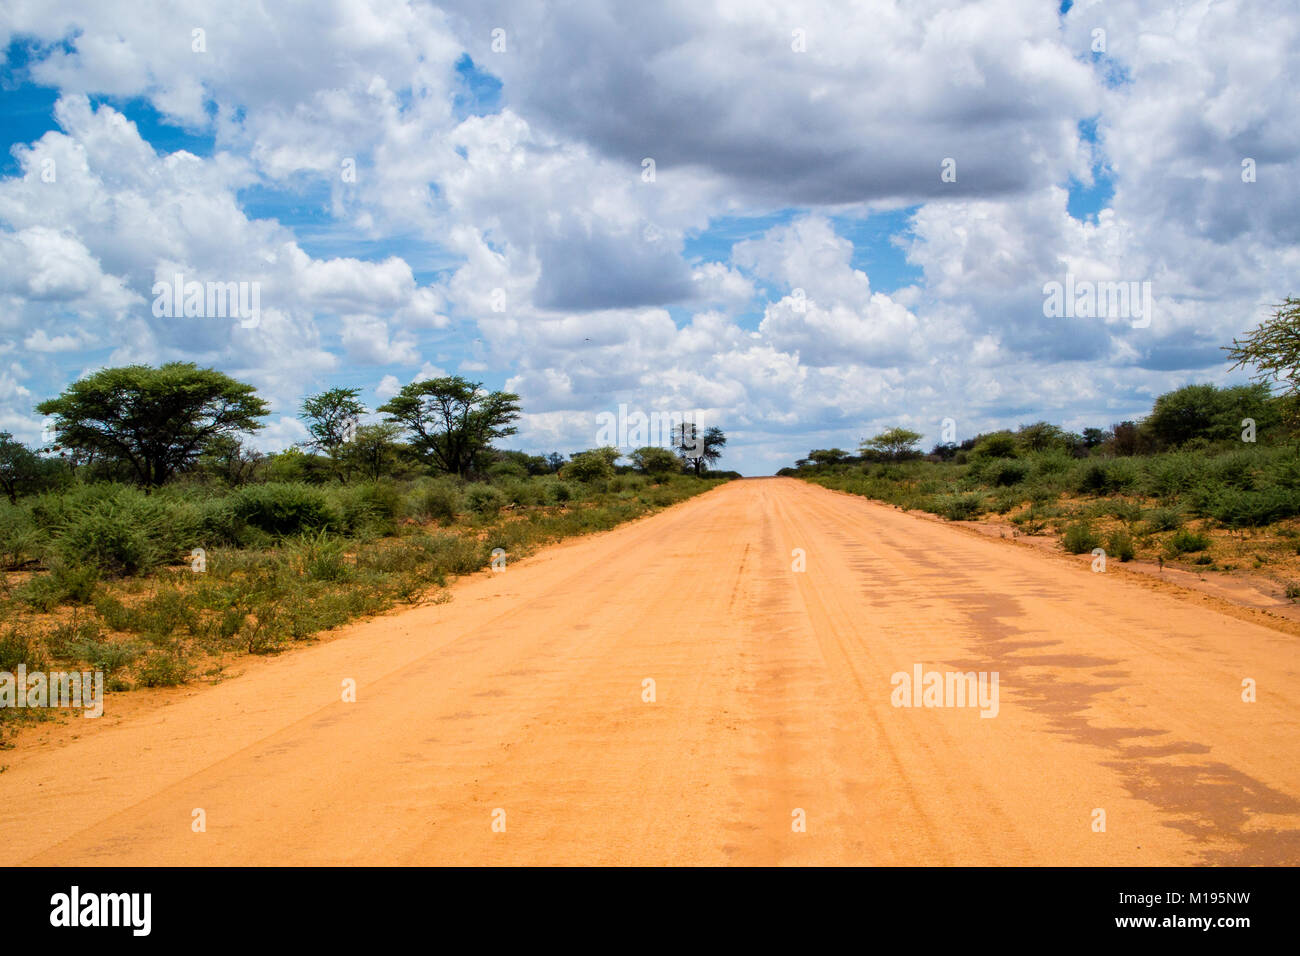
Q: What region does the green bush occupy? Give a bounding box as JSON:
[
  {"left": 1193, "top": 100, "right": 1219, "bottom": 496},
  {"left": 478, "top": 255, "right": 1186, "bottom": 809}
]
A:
[
  {"left": 136, "top": 588, "right": 198, "bottom": 640},
  {"left": 564, "top": 451, "right": 616, "bottom": 482},
  {"left": 1061, "top": 522, "right": 1102, "bottom": 554},
  {"left": 1139, "top": 454, "right": 1206, "bottom": 497},
  {"left": 1167, "top": 529, "right": 1211, "bottom": 554},
  {"left": 290, "top": 531, "right": 350, "bottom": 582},
  {"left": 1143, "top": 507, "right": 1184, "bottom": 532},
  {"left": 66, "top": 635, "right": 143, "bottom": 677},
  {"left": 934, "top": 493, "right": 986, "bottom": 521},
  {"left": 228, "top": 483, "right": 339, "bottom": 537},
  {"left": 1105, "top": 500, "right": 1143, "bottom": 524},
  {"left": 331, "top": 481, "right": 401, "bottom": 536},
  {"left": 53, "top": 485, "right": 195, "bottom": 575},
  {"left": 20, "top": 562, "right": 100, "bottom": 611},
  {"left": 0, "top": 504, "right": 41, "bottom": 569},
  {"left": 1204, "top": 487, "right": 1299, "bottom": 528},
  {"left": 0, "top": 626, "right": 46, "bottom": 671},
  {"left": 136, "top": 650, "right": 192, "bottom": 687},
  {"left": 1106, "top": 529, "right": 1136, "bottom": 562},
  {"left": 93, "top": 594, "right": 137, "bottom": 632},
  {"left": 986, "top": 459, "right": 1029, "bottom": 487},
  {"left": 1076, "top": 459, "right": 1137, "bottom": 495},
  {"left": 465, "top": 484, "right": 507, "bottom": 518},
  {"left": 407, "top": 479, "right": 461, "bottom": 524}
]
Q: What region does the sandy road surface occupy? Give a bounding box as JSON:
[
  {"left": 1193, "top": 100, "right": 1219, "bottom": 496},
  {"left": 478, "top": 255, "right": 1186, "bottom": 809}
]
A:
[{"left": 2, "top": 477, "right": 1297, "bottom": 865}]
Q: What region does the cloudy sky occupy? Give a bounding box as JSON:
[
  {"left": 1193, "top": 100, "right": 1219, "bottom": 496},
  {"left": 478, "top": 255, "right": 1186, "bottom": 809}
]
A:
[{"left": 1, "top": 0, "right": 1296, "bottom": 475}]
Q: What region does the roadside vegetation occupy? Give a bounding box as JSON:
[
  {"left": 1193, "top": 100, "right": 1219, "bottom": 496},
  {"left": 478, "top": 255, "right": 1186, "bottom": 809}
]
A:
[
  {"left": 0, "top": 365, "right": 731, "bottom": 744},
  {"left": 785, "top": 300, "right": 1300, "bottom": 590}
]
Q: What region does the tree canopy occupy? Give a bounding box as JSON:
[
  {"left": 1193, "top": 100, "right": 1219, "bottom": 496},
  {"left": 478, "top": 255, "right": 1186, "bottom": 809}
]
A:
[
  {"left": 300, "top": 387, "right": 366, "bottom": 474},
  {"left": 674, "top": 423, "right": 726, "bottom": 475},
  {"left": 861, "top": 427, "right": 922, "bottom": 461},
  {"left": 1143, "top": 382, "right": 1277, "bottom": 448},
  {"left": 0, "top": 432, "right": 58, "bottom": 502},
  {"left": 376, "top": 376, "right": 521, "bottom": 477},
  {"left": 35, "top": 363, "right": 268, "bottom": 487}
]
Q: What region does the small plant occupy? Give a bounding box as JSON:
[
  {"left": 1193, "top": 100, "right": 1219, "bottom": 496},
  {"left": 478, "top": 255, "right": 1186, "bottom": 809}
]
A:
[
  {"left": 1061, "top": 522, "right": 1102, "bottom": 554},
  {"left": 409, "top": 480, "right": 461, "bottom": 525},
  {"left": 19, "top": 562, "right": 99, "bottom": 611},
  {"left": 1143, "top": 507, "right": 1184, "bottom": 533},
  {"left": 1106, "top": 529, "right": 1135, "bottom": 562},
  {"left": 136, "top": 650, "right": 192, "bottom": 687},
  {"left": 465, "top": 484, "right": 507, "bottom": 518},
  {"left": 1284, "top": 582, "right": 1300, "bottom": 601},
  {"left": 93, "top": 594, "right": 137, "bottom": 632},
  {"left": 0, "top": 626, "right": 46, "bottom": 672},
  {"left": 290, "top": 530, "right": 350, "bottom": 582},
  {"left": 1167, "top": 529, "right": 1211, "bottom": 555},
  {"left": 935, "top": 493, "right": 986, "bottom": 521}
]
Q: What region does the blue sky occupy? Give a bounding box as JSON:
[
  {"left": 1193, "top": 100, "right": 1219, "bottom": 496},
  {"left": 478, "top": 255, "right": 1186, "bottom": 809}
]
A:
[{"left": 1, "top": 2, "right": 1295, "bottom": 475}]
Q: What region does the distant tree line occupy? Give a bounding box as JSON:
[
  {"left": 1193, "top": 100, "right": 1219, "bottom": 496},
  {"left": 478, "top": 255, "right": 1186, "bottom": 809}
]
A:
[
  {"left": 789, "top": 299, "right": 1300, "bottom": 472},
  {"left": 2, "top": 363, "right": 727, "bottom": 497}
]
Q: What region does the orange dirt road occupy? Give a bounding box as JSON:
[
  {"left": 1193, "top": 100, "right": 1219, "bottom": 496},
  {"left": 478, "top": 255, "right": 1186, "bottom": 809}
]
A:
[{"left": 2, "top": 477, "right": 1298, "bottom": 865}]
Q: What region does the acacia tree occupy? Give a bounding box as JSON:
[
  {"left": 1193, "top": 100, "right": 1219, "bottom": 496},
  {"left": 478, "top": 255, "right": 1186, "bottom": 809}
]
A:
[
  {"left": 673, "top": 423, "right": 726, "bottom": 475},
  {"left": 300, "top": 387, "right": 367, "bottom": 479},
  {"left": 198, "top": 434, "right": 263, "bottom": 486},
  {"left": 338, "top": 423, "right": 404, "bottom": 481},
  {"left": 861, "top": 427, "right": 922, "bottom": 461},
  {"left": 808, "top": 448, "right": 850, "bottom": 466},
  {"left": 1226, "top": 297, "right": 1300, "bottom": 438},
  {"left": 0, "top": 432, "right": 54, "bottom": 502},
  {"left": 35, "top": 363, "right": 268, "bottom": 487},
  {"left": 377, "top": 376, "right": 521, "bottom": 477}
]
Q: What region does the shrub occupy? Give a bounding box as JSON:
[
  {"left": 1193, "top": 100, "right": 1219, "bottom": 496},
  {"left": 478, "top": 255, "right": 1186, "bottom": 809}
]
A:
[
  {"left": 0, "top": 626, "right": 46, "bottom": 672},
  {"left": 1140, "top": 454, "right": 1206, "bottom": 497},
  {"left": 1076, "top": 459, "right": 1137, "bottom": 495},
  {"left": 1106, "top": 529, "right": 1136, "bottom": 562},
  {"left": 464, "top": 484, "right": 507, "bottom": 518},
  {"left": 136, "top": 650, "right": 192, "bottom": 687},
  {"left": 564, "top": 450, "right": 616, "bottom": 482},
  {"left": 969, "top": 432, "right": 1018, "bottom": 460},
  {"left": 290, "top": 530, "right": 350, "bottom": 582},
  {"left": 1061, "top": 522, "right": 1102, "bottom": 554},
  {"left": 67, "top": 636, "right": 143, "bottom": 677},
  {"left": 1204, "top": 487, "right": 1299, "bottom": 528},
  {"left": 1029, "top": 452, "right": 1075, "bottom": 478},
  {"left": 228, "top": 483, "right": 339, "bottom": 537},
  {"left": 331, "top": 481, "right": 401, "bottom": 536},
  {"left": 1167, "top": 529, "right": 1211, "bottom": 554},
  {"left": 1105, "top": 500, "right": 1143, "bottom": 524},
  {"left": 1143, "top": 507, "right": 1184, "bottom": 532},
  {"left": 0, "top": 504, "right": 41, "bottom": 569},
  {"left": 94, "top": 594, "right": 137, "bottom": 632},
  {"left": 408, "top": 480, "right": 461, "bottom": 525},
  {"left": 934, "top": 493, "right": 986, "bottom": 521},
  {"left": 136, "top": 588, "right": 198, "bottom": 640},
  {"left": 53, "top": 486, "right": 195, "bottom": 575},
  {"left": 20, "top": 562, "right": 99, "bottom": 611},
  {"left": 986, "top": 459, "right": 1029, "bottom": 487}
]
